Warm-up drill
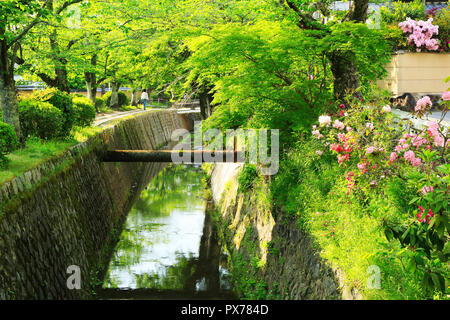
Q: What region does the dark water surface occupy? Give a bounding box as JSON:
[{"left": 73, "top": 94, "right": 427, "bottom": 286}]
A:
[{"left": 99, "top": 165, "right": 235, "bottom": 299}]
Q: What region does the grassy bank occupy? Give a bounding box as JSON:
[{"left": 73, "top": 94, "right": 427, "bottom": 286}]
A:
[
  {"left": 270, "top": 137, "right": 447, "bottom": 300},
  {"left": 0, "top": 126, "right": 101, "bottom": 185}
]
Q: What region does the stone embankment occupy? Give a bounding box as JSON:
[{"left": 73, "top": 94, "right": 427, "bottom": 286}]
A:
[
  {"left": 209, "top": 163, "right": 361, "bottom": 300},
  {"left": 0, "top": 110, "right": 183, "bottom": 299}
]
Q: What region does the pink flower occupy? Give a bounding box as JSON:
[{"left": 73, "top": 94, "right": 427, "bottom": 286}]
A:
[
  {"left": 366, "top": 146, "right": 376, "bottom": 154},
  {"left": 390, "top": 152, "right": 398, "bottom": 162},
  {"left": 312, "top": 130, "right": 324, "bottom": 140},
  {"left": 415, "top": 96, "right": 432, "bottom": 112},
  {"left": 346, "top": 126, "right": 353, "bottom": 132},
  {"left": 399, "top": 18, "right": 439, "bottom": 51},
  {"left": 366, "top": 123, "right": 374, "bottom": 131},
  {"left": 337, "top": 154, "right": 350, "bottom": 164},
  {"left": 421, "top": 185, "right": 434, "bottom": 195},
  {"left": 427, "top": 121, "right": 439, "bottom": 131},
  {"left": 427, "top": 121, "right": 444, "bottom": 147},
  {"left": 382, "top": 105, "right": 391, "bottom": 113},
  {"left": 411, "top": 157, "right": 422, "bottom": 167},
  {"left": 411, "top": 135, "right": 427, "bottom": 148},
  {"left": 333, "top": 120, "right": 345, "bottom": 130},
  {"left": 404, "top": 150, "right": 415, "bottom": 162},
  {"left": 337, "top": 133, "right": 347, "bottom": 142},
  {"left": 442, "top": 91, "right": 450, "bottom": 101}
]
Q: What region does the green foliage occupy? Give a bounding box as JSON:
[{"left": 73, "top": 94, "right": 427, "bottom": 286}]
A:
[
  {"left": 194, "top": 19, "right": 392, "bottom": 147},
  {"left": 95, "top": 97, "right": 105, "bottom": 111},
  {"left": 380, "top": 0, "right": 426, "bottom": 25},
  {"left": 0, "top": 122, "right": 19, "bottom": 169},
  {"left": 238, "top": 165, "right": 258, "bottom": 193},
  {"left": 434, "top": 8, "right": 450, "bottom": 52},
  {"left": 18, "top": 99, "right": 64, "bottom": 140},
  {"left": 103, "top": 91, "right": 130, "bottom": 108},
  {"left": 72, "top": 96, "right": 96, "bottom": 127},
  {"left": 271, "top": 136, "right": 434, "bottom": 299},
  {"left": 30, "top": 88, "right": 76, "bottom": 136}
]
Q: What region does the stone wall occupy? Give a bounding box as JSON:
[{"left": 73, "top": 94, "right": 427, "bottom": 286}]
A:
[
  {"left": 209, "top": 163, "right": 361, "bottom": 300},
  {"left": 0, "top": 110, "right": 182, "bottom": 300}
]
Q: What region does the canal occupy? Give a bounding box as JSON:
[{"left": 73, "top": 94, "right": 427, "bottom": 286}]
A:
[{"left": 98, "top": 165, "right": 236, "bottom": 300}]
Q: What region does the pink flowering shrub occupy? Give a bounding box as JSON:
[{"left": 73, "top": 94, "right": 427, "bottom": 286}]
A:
[
  {"left": 398, "top": 18, "right": 440, "bottom": 52},
  {"left": 311, "top": 90, "right": 449, "bottom": 293}
]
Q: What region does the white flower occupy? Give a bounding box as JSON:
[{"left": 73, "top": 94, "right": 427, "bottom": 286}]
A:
[
  {"left": 382, "top": 105, "right": 391, "bottom": 113},
  {"left": 318, "top": 115, "right": 332, "bottom": 127},
  {"left": 366, "top": 122, "right": 374, "bottom": 131},
  {"left": 333, "top": 120, "right": 345, "bottom": 130}
]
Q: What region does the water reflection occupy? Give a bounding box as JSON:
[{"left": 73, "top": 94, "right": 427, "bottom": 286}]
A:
[{"left": 102, "top": 165, "right": 233, "bottom": 298}]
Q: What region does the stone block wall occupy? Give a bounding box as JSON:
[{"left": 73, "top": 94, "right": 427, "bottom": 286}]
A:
[
  {"left": 0, "top": 111, "right": 182, "bottom": 300},
  {"left": 209, "top": 163, "right": 361, "bottom": 300}
]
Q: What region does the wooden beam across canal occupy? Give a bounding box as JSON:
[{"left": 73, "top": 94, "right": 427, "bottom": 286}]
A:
[{"left": 103, "top": 150, "right": 245, "bottom": 163}]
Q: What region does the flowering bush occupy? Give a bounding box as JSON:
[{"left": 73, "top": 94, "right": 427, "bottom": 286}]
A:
[
  {"left": 311, "top": 89, "right": 449, "bottom": 294},
  {"left": 398, "top": 18, "right": 440, "bottom": 52}
]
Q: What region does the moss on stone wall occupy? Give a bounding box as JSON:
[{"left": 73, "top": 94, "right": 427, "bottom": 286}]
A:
[
  {"left": 0, "top": 111, "right": 183, "bottom": 300},
  {"left": 209, "top": 163, "right": 347, "bottom": 300}
]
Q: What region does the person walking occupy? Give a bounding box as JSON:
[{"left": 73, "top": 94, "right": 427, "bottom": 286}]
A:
[{"left": 141, "top": 89, "right": 149, "bottom": 110}]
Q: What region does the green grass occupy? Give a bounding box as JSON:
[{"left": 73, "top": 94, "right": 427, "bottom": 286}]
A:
[
  {"left": 0, "top": 126, "right": 101, "bottom": 185},
  {"left": 98, "top": 105, "right": 148, "bottom": 113},
  {"left": 119, "top": 105, "right": 139, "bottom": 111}
]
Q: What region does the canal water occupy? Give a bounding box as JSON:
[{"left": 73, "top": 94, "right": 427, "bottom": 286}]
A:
[{"left": 99, "top": 165, "right": 235, "bottom": 299}]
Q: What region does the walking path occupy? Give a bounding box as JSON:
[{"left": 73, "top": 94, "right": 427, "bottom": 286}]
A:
[
  {"left": 392, "top": 109, "right": 449, "bottom": 132},
  {"left": 94, "top": 109, "right": 158, "bottom": 127},
  {"left": 94, "top": 107, "right": 201, "bottom": 128}
]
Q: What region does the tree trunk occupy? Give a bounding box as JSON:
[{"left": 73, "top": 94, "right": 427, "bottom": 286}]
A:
[
  {"left": 55, "top": 67, "right": 70, "bottom": 93},
  {"left": 329, "top": 51, "right": 363, "bottom": 100},
  {"left": 110, "top": 80, "right": 119, "bottom": 108},
  {"left": 329, "top": 0, "right": 369, "bottom": 100},
  {"left": 0, "top": 35, "right": 22, "bottom": 142},
  {"left": 198, "top": 84, "right": 214, "bottom": 120},
  {"left": 85, "top": 55, "right": 98, "bottom": 108},
  {"left": 86, "top": 80, "right": 97, "bottom": 105},
  {"left": 199, "top": 91, "right": 209, "bottom": 120},
  {"left": 37, "top": 66, "right": 70, "bottom": 93},
  {"left": 131, "top": 88, "right": 138, "bottom": 106}
]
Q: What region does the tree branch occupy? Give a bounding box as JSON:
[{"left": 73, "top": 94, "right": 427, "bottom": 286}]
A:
[
  {"left": 56, "top": 0, "right": 84, "bottom": 15},
  {"left": 8, "top": 0, "right": 52, "bottom": 48}
]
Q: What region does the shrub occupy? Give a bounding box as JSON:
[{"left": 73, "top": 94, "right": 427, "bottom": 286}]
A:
[
  {"left": 103, "top": 91, "right": 130, "bottom": 108},
  {"left": 95, "top": 97, "right": 105, "bottom": 111},
  {"left": 398, "top": 18, "right": 439, "bottom": 52},
  {"left": 31, "top": 88, "right": 76, "bottom": 136},
  {"left": 380, "top": 0, "right": 426, "bottom": 25},
  {"left": 70, "top": 93, "right": 85, "bottom": 98},
  {"left": 310, "top": 93, "right": 449, "bottom": 297},
  {"left": 19, "top": 99, "right": 64, "bottom": 140},
  {"left": 72, "top": 96, "right": 96, "bottom": 127},
  {"left": 0, "top": 122, "right": 19, "bottom": 168},
  {"left": 433, "top": 8, "right": 450, "bottom": 52}
]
